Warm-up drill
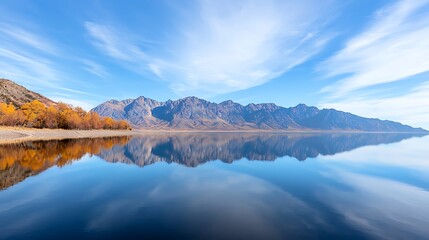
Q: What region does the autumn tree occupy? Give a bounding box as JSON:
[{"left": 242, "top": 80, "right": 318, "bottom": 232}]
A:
[
  {"left": 118, "top": 120, "right": 131, "bottom": 130},
  {"left": 0, "top": 102, "right": 15, "bottom": 122},
  {"left": 21, "top": 100, "right": 46, "bottom": 128},
  {"left": 0, "top": 102, "right": 14, "bottom": 115},
  {"left": 102, "top": 117, "right": 114, "bottom": 129},
  {"left": 89, "top": 112, "right": 101, "bottom": 129},
  {"left": 0, "top": 102, "right": 25, "bottom": 126},
  {"left": 44, "top": 105, "right": 59, "bottom": 128},
  {"left": 0, "top": 100, "right": 131, "bottom": 130},
  {"left": 57, "top": 102, "right": 73, "bottom": 129},
  {"left": 81, "top": 113, "right": 92, "bottom": 130}
]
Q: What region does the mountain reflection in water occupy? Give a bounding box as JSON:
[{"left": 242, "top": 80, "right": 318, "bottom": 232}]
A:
[
  {"left": 0, "top": 133, "right": 424, "bottom": 190},
  {"left": 1, "top": 133, "right": 429, "bottom": 240},
  {"left": 99, "top": 133, "right": 423, "bottom": 167}
]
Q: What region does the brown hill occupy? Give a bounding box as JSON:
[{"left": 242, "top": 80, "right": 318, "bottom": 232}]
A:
[{"left": 0, "top": 78, "right": 56, "bottom": 107}]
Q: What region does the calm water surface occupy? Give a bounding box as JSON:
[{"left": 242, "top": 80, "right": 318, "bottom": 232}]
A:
[{"left": 0, "top": 133, "right": 428, "bottom": 240}]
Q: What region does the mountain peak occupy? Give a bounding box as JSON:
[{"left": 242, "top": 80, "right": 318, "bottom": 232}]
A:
[
  {"left": 182, "top": 96, "right": 200, "bottom": 100},
  {"left": 220, "top": 100, "right": 236, "bottom": 105},
  {"left": 295, "top": 103, "right": 308, "bottom": 108},
  {"left": 136, "top": 96, "right": 151, "bottom": 101},
  {"left": 107, "top": 99, "right": 119, "bottom": 104},
  {"left": 181, "top": 96, "right": 205, "bottom": 103}
]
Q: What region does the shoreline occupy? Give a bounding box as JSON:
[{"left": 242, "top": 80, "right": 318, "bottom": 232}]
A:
[
  {"left": 132, "top": 129, "right": 427, "bottom": 134},
  {"left": 0, "top": 127, "right": 139, "bottom": 144},
  {"left": 0, "top": 127, "right": 426, "bottom": 144}
]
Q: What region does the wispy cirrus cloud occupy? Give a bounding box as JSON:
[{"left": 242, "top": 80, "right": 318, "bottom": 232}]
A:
[
  {"left": 319, "top": 0, "right": 429, "bottom": 97},
  {"left": 0, "top": 20, "right": 101, "bottom": 109},
  {"left": 84, "top": 22, "right": 157, "bottom": 77},
  {"left": 0, "top": 24, "right": 58, "bottom": 55},
  {"left": 85, "top": 0, "right": 336, "bottom": 96},
  {"left": 81, "top": 59, "right": 109, "bottom": 78},
  {"left": 162, "top": 0, "right": 335, "bottom": 96},
  {"left": 317, "top": 0, "right": 429, "bottom": 128},
  {"left": 320, "top": 81, "right": 429, "bottom": 129},
  {"left": 0, "top": 22, "right": 64, "bottom": 89},
  {"left": 85, "top": 22, "right": 142, "bottom": 61},
  {"left": 0, "top": 47, "right": 60, "bottom": 87}
]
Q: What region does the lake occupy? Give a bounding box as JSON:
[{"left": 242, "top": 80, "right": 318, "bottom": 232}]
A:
[{"left": 0, "top": 133, "right": 428, "bottom": 240}]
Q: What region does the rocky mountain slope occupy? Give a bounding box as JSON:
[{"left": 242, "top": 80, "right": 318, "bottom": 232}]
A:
[
  {"left": 92, "top": 96, "right": 427, "bottom": 132},
  {"left": 0, "top": 78, "right": 56, "bottom": 107}
]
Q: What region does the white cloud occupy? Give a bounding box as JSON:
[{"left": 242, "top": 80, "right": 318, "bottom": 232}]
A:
[
  {"left": 81, "top": 59, "right": 109, "bottom": 78},
  {"left": 0, "top": 47, "right": 60, "bottom": 87},
  {"left": 84, "top": 22, "right": 158, "bottom": 78},
  {"left": 0, "top": 24, "right": 57, "bottom": 55},
  {"left": 320, "top": 0, "right": 429, "bottom": 96},
  {"left": 0, "top": 20, "right": 103, "bottom": 108},
  {"left": 320, "top": 81, "right": 429, "bottom": 129},
  {"left": 318, "top": 0, "right": 429, "bottom": 128},
  {"left": 85, "top": 22, "right": 139, "bottom": 61},
  {"left": 85, "top": 0, "right": 335, "bottom": 96},
  {"left": 57, "top": 87, "right": 98, "bottom": 97},
  {"left": 165, "top": 0, "right": 334, "bottom": 96},
  {"left": 0, "top": 22, "right": 64, "bottom": 88}
]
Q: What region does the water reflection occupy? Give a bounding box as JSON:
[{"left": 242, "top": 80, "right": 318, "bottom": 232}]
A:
[
  {"left": 0, "top": 137, "right": 130, "bottom": 190},
  {"left": 0, "top": 133, "right": 428, "bottom": 239},
  {"left": 0, "top": 133, "right": 424, "bottom": 190},
  {"left": 98, "top": 133, "right": 424, "bottom": 167}
]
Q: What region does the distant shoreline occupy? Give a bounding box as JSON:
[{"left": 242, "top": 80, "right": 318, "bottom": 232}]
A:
[
  {"left": 133, "top": 129, "right": 427, "bottom": 134},
  {"left": 0, "top": 127, "right": 426, "bottom": 144}
]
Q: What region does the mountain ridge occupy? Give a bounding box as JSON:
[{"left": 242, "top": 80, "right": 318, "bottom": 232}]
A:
[
  {"left": 0, "top": 78, "right": 56, "bottom": 107},
  {"left": 92, "top": 96, "right": 427, "bottom": 132}
]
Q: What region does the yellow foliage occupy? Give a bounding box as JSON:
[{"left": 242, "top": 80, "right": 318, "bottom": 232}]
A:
[
  {"left": 0, "top": 102, "right": 23, "bottom": 126},
  {"left": 0, "top": 102, "right": 15, "bottom": 115},
  {"left": 0, "top": 100, "right": 132, "bottom": 130},
  {"left": 21, "top": 100, "right": 46, "bottom": 127}
]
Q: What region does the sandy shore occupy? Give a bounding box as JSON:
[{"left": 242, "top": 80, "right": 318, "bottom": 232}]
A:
[
  {"left": 0, "top": 127, "right": 139, "bottom": 144},
  {"left": 0, "top": 128, "right": 304, "bottom": 144}
]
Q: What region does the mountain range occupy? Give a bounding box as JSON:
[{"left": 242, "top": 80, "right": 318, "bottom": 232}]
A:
[
  {"left": 0, "top": 79, "right": 425, "bottom": 132},
  {"left": 92, "top": 96, "right": 427, "bottom": 132},
  {"left": 0, "top": 78, "right": 56, "bottom": 107}
]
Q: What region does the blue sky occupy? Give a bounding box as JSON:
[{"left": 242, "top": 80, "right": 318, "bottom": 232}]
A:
[{"left": 1, "top": 0, "right": 428, "bottom": 128}]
